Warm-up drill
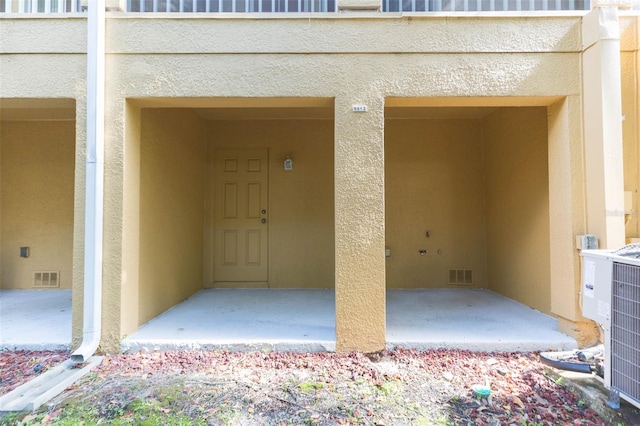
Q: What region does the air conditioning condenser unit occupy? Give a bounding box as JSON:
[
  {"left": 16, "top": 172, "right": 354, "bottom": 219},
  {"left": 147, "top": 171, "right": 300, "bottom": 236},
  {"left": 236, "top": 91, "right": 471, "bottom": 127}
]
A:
[{"left": 581, "top": 245, "right": 640, "bottom": 410}]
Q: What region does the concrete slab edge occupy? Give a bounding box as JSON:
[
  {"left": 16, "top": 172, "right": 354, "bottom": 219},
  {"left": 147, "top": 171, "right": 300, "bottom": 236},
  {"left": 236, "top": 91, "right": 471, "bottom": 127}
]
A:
[
  {"left": 0, "top": 356, "right": 103, "bottom": 412},
  {"left": 0, "top": 360, "right": 75, "bottom": 410},
  {"left": 387, "top": 340, "right": 577, "bottom": 352},
  {"left": 122, "top": 341, "right": 336, "bottom": 353},
  {"left": 0, "top": 344, "right": 70, "bottom": 352},
  {"left": 121, "top": 340, "right": 575, "bottom": 354}
]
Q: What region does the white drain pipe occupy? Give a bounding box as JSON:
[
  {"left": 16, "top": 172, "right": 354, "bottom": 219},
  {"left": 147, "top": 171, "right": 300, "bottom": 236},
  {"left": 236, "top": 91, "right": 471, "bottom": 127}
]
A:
[{"left": 72, "top": 0, "right": 105, "bottom": 363}]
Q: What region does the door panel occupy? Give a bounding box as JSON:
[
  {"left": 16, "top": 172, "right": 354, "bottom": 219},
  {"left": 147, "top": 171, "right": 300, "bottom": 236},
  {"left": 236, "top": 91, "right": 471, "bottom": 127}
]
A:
[{"left": 214, "top": 149, "right": 268, "bottom": 284}]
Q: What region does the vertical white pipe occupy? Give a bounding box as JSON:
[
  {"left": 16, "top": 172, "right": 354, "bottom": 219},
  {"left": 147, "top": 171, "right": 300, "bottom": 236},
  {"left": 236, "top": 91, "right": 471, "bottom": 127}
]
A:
[
  {"left": 71, "top": 0, "right": 105, "bottom": 363},
  {"left": 582, "top": 6, "right": 625, "bottom": 249}
]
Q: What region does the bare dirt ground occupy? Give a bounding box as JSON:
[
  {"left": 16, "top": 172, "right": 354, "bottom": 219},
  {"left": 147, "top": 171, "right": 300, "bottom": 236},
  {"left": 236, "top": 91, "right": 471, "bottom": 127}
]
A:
[{"left": 0, "top": 348, "right": 621, "bottom": 425}]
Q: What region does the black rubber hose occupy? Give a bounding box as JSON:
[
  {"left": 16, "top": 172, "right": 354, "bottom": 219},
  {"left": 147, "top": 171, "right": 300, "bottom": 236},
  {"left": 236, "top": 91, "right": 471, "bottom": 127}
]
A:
[{"left": 539, "top": 351, "right": 593, "bottom": 374}]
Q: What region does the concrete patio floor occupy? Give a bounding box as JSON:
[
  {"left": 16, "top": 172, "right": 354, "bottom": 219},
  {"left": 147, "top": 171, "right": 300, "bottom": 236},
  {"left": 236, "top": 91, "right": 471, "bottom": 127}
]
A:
[
  {"left": 0, "top": 290, "right": 72, "bottom": 351},
  {"left": 123, "top": 288, "right": 576, "bottom": 353},
  {"left": 0, "top": 288, "right": 577, "bottom": 353}
]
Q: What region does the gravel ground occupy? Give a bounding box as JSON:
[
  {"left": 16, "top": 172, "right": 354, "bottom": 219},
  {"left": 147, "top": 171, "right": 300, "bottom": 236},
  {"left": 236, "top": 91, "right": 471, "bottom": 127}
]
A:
[
  {"left": 0, "top": 349, "right": 614, "bottom": 425},
  {"left": 0, "top": 350, "right": 69, "bottom": 395}
]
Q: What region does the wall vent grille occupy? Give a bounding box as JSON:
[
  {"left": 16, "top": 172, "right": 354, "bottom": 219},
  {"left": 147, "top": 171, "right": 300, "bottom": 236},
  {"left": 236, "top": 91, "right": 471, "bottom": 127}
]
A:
[
  {"left": 611, "top": 262, "right": 640, "bottom": 408},
  {"left": 33, "top": 271, "right": 60, "bottom": 288},
  {"left": 448, "top": 269, "right": 473, "bottom": 285}
]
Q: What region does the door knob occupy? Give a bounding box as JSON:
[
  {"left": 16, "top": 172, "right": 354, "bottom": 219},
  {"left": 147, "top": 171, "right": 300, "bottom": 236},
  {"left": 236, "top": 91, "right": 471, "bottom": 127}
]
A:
[
  {"left": 261, "top": 209, "right": 267, "bottom": 214},
  {"left": 261, "top": 218, "right": 267, "bottom": 224}
]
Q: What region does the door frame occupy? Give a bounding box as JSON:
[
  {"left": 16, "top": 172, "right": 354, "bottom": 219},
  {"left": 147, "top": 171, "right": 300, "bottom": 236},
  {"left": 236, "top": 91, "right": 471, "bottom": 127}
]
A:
[{"left": 204, "top": 146, "right": 270, "bottom": 288}]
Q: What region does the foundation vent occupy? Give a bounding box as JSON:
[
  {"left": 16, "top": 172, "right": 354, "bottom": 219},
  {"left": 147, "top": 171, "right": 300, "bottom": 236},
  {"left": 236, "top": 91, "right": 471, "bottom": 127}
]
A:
[
  {"left": 33, "top": 271, "right": 60, "bottom": 288},
  {"left": 448, "top": 268, "right": 473, "bottom": 285}
]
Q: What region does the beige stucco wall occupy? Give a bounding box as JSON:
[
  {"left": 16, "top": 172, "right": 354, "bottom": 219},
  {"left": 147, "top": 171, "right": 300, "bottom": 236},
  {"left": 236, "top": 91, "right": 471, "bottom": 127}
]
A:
[
  {"left": 137, "top": 108, "right": 205, "bottom": 325},
  {"left": 620, "top": 14, "right": 639, "bottom": 240},
  {"left": 2, "top": 13, "right": 595, "bottom": 352},
  {"left": 84, "top": 14, "right": 587, "bottom": 352},
  {"left": 385, "top": 118, "right": 487, "bottom": 289},
  {"left": 0, "top": 121, "right": 75, "bottom": 289},
  {"left": 207, "top": 118, "right": 335, "bottom": 289},
  {"left": 384, "top": 109, "right": 552, "bottom": 316},
  {"left": 484, "top": 107, "right": 551, "bottom": 314},
  {"left": 0, "top": 17, "right": 88, "bottom": 350}
]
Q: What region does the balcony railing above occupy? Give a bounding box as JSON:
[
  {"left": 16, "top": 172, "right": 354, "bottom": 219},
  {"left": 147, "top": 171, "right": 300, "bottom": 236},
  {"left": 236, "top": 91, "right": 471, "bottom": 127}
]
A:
[
  {"left": 128, "top": 0, "right": 337, "bottom": 12},
  {"left": 0, "top": 0, "right": 81, "bottom": 13},
  {"left": 384, "top": 0, "right": 591, "bottom": 12},
  {"left": 7, "top": 0, "right": 639, "bottom": 14},
  {"left": 127, "top": 0, "right": 595, "bottom": 12}
]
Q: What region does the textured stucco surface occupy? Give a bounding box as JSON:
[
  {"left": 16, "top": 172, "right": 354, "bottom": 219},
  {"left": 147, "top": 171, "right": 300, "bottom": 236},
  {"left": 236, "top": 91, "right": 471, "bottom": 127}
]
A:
[
  {"left": 0, "top": 121, "right": 75, "bottom": 289},
  {"left": 620, "top": 16, "right": 639, "bottom": 241},
  {"left": 0, "top": 17, "right": 86, "bottom": 54},
  {"left": 334, "top": 96, "right": 386, "bottom": 352},
  {"left": 338, "top": 0, "right": 380, "bottom": 10},
  {"left": 385, "top": 118, "right": 487, "bottom": 289},
  {"left": 484, "top": 107, "right": 551, "bottom": 314},
  {"left": 1, "top": 12, "right": 624, "bottom": 352},
  {"left": 138, "top": 109, "right": 205, "bottom": 325},
  {"left": 621, "top": 50, "right": 639, "bottom": 239},
  {"left": 547, "top": 97, "right": 585, "bottom": 328},
  {"left": 119, "top": 103, "right": 141, "bottom": 336},
  {"left": 104, "top": 16, "right": 582, "bottom": 54},
  {"left": 0, "top": 56, "right": 86, "bottom": 98}
]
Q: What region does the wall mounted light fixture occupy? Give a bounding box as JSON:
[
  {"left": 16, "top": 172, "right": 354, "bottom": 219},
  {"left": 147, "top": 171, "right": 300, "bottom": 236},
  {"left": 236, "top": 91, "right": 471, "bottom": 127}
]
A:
[{"left": 284, "top": 156, "right": 293, "bottom": 171}]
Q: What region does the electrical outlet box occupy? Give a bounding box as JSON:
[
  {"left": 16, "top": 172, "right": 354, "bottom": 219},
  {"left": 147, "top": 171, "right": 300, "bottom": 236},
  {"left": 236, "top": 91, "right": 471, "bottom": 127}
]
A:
[{"left": 576, "top": 235, "right": 598, "bottom": 250}]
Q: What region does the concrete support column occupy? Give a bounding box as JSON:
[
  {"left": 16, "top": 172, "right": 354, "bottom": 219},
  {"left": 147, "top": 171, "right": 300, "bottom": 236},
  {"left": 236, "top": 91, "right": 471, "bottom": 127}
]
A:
[
  {"left": 582, "top": 6, "right": 626, "bottom": 249},
  {"left": 548, "top": 96, "right": 600, "bottom": 346},
  {"left": 71, "top": 99, "right": 88, "bottom": 351},
  {"left": 334, "top": 96, "right": 386, "bottom": 353},
  {"left": 99, "top": 85, "right": 130, "bottom": 353},
  {"left": 99, "top": 118, "right": 123, "bottom": 353}
]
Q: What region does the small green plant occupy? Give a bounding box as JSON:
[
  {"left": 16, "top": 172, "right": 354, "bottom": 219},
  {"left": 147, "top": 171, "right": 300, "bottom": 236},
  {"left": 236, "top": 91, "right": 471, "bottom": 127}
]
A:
[
  {"left": 376, "top": 379, "right": 401, "bottom": 395},
  {"left": 299, "top": 382, "right": 324, "bottom": 392}
]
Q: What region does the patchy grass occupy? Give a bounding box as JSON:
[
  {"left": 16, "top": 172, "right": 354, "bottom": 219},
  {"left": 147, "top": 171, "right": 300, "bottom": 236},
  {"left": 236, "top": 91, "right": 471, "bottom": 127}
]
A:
[{"left": 0, "top": 349, "right": 613, "bottom": 425}]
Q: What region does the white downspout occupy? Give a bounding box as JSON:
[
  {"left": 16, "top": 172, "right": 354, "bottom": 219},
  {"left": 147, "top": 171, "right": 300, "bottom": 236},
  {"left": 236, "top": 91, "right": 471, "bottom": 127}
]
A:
[{"left": 72, "top": 0, "right": 105, "bottom": 363}]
